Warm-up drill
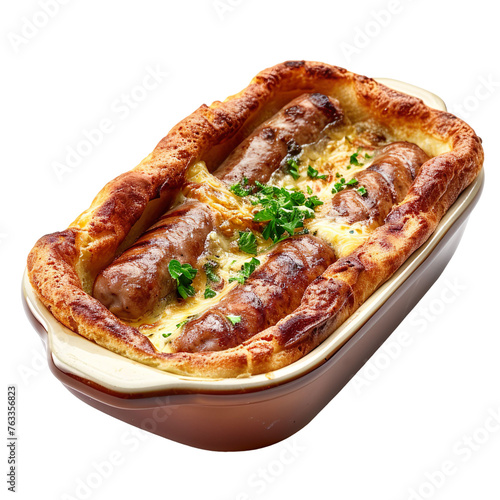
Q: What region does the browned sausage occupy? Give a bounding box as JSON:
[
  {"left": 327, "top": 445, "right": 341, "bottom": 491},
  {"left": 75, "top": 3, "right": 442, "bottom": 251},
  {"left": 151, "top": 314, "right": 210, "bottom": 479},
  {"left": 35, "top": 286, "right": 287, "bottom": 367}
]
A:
[
  {"left": 328, "top": 142, "right": 429, "bottom": 226},
  {"left": 215, "top": 93, "right": 344, "bottom": 186},
  {"left": 93, "top": 200, "right": 213, "bottom": 320},
  {"left": 170, "top": 235, "right": 336, "bottom": 353},
  {"left": 94, "top": 94, "right": 344, "bottom": 320}
]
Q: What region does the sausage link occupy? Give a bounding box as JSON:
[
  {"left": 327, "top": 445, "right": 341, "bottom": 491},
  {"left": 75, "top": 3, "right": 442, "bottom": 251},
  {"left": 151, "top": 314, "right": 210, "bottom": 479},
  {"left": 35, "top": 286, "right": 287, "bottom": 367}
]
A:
[
  {"left": 215, "top": 93, "right": 344, "bottom": 186},
  {"left": 94, "top": 94, "right": 343, "bottom": 320},
  {"left": 328, "top": 141, "right": 429, "bottom": 225},
  {"left": 170, "top": 235, "right": 336, "bottom": 353},
  {"left": 93, "top": 201, "right": 214, "bottom": 320}
]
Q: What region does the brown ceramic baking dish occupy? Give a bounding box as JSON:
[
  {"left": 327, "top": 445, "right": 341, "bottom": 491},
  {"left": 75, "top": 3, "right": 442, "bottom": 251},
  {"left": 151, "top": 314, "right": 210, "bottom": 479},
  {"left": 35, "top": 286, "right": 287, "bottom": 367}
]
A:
[{"left": 22, "top": 79, "right": 484, "bottom": 451}]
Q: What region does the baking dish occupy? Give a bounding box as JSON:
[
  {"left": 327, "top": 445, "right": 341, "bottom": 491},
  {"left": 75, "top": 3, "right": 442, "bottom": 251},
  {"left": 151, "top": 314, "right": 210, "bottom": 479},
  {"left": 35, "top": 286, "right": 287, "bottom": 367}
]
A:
[{"left": 22, "top": 79, "right": 484, "bottom": 451}]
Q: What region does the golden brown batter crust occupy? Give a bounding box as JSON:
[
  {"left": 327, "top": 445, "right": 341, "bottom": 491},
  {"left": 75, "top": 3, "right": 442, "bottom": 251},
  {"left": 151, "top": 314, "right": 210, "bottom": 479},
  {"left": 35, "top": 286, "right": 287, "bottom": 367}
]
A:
[{"left": 27, "top": 61, "right": 483, "bottom": 378}]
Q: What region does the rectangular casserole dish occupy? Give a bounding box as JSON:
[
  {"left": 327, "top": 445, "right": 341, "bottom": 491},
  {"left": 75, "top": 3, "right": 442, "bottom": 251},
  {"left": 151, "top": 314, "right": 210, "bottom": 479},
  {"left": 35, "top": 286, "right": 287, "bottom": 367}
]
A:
[{"left": 22, "top": 79, "right": 484, "bottom": 451}]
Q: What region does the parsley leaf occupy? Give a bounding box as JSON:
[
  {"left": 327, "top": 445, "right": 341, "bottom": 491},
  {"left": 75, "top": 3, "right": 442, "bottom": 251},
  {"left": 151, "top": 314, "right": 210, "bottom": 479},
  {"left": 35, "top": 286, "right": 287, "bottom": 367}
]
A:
[
  {"left": 204, "top": 287, "right": 217, "bottom": 299},
  {"left": 162, "top": 332, "right": 172, "bottom": 338},
  {"left": 347, "top": 147, "right": 371, "bottom": 168},
  {"left": 176, "top": 319, "right": 189, "bottom": 329},
  {"left": 229, "top": 257, "right": 260, "bottom": 284},
  {"left": 178, "top": 285, "right": 195, "bottom": 300},
  {"left": 306, "top": 185, "right": 313, "bottom": 195},
  {"left": 331, "top": 177, "right": 361, "bottom": 195},
  {"left": 238, "top": 230, "right": 257, "bottom": 255},
  {"left": 305, "top": 195, "right": 323, "bottom": 210},
  {"left": 203, "top": 261, "right": 220, "bottom": 283},
  {"left": 331, "top": 177, "right": 346, "bottom": 194},
  {"left": 252, "top": 185, "right": 323, "bottom": 243},
  {"left": 286, "top": 158, "right": 301, "bottom": 180},
  {"left": 357, "top": 186, "right": 368, "bottom": 197},
  {"left": 168, "top": 260, "right": 197, "bottom": 299},
  {"left": 229, "top": 180, "right": 252, "bottom": 197},
  {"left": 307, "top": 165, "right": 327, "bottom": 180},
  {"left": 227, "top": 315, "right": 241, "bottom": 325}
]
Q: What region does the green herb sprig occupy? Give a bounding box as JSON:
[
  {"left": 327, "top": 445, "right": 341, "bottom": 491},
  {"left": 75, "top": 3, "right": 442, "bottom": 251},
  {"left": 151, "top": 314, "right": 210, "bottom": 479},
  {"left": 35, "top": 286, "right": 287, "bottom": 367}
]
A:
[
  {"left": 252, "top": 183, "right": 323, "bottom": 243},
  {"left": 349, "top": 147, "right": 373, "bottom": 168},
  {"left": 238, "top": 230, "right": 257, "bottom": 255},
  {"left": 229, "top": 177, "right": 252, "bottom": 197},
  {"left": 168, "top": 260, "right": 198, "bottom": 299},
  {"left": 286, "top": 158, "right": 301, "bottom": 180},
  {"left": 229, "top": 257, "right": 260, "bottom": 285},
  {"left": 331, "top": 177, "right": 360, "bottom": 194},
  {"left": 227, "top": 315, "right": 241, "bottom": 326},
  {"left": 204, "top": 261, "right": 220, "bottom": 283},
  {"left": 307, "top": 165, "right": 327, "bottom": 180}
]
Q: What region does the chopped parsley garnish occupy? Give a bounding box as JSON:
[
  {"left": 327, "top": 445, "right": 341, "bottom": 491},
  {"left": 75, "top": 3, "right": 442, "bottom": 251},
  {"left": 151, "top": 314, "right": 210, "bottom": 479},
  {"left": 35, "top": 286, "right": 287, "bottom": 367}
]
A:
[
  {"left": 229, "top": 257, "right": 260, "bottom": 284},
  {"left": 176, "top": 319, "right": 189, "bottom": 329},
  {"left": 162, "top": 318, "right": 191, "bottom": 339},
  {"left": 357, "top": 186, "right": 368, "bottom": 197},
  {"left": 286, "top": 158, "right": 301, "bottom": 180},
  {"left": 203, "top": 261, "right": 220, "bottom": 283},
  {"left": 307, "top": 165, "right": 327, "bottom": 180},
  {"left": 306, "top": 185, "right": 313, "bottom": 195},
  {"left": 306, "top": 196, "right": 324, "bottom": 209},
  {"left": 168, "top": 260, "right": 198, "bottom": 299},
  {"left": 238, "top": 230, "right": 258, "bottom": 255},
  {"left": 335, "top": 172, "right": 341, "bottom": 178},
  {"left": 252, "top": 185, "right": 323, "bottom": 243},
  {"left": 229, "top": 179, "right": 253, "bottom": 197},
  {"left": 331, "top": 177, "right": 346, "bottom": 194},
  {"left": 204, "top": 287, "right": 217, "bottom": 299},
  {"left": 349, "top": 147, "right": 365, "bottom": 166},
  {"left": 227, "top": 315, "right": 241, "bottom": 326},
  {"left": 331, "top": 177, "right": 360, "bottom": 194},
  {"left": 349, "top": 147, "right": 372, "bottom": 167}
]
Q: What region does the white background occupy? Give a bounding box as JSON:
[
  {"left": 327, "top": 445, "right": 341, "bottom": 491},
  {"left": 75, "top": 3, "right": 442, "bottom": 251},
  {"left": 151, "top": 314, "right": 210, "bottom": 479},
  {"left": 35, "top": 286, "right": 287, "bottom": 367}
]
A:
[{"left": 1, "top": 0, "right": 499, "bottom": 499}]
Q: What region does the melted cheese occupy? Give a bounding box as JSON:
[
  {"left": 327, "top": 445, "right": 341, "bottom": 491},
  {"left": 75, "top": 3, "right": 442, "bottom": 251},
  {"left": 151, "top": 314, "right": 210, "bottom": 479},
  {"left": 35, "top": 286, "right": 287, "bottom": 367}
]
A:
[
  {"left": 268, "top": 124, "right": 382, "bottom": 256},
  {"left": 121, "top": 121, "right": 399, "bottom": 352},
  {"left": 184, "top": 161, "right": 256, "bottom": 233},
  {"left": 307, "top": 220, "right": 372, "bottom": 258},
  {"left": 136, "top": 235, "right": 264, "bottom": 352},
  {"left": 140, "top": 280, "right": 239, "bottom": 353}
]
